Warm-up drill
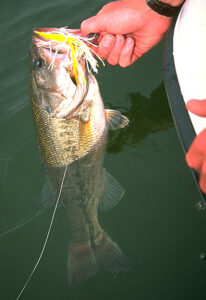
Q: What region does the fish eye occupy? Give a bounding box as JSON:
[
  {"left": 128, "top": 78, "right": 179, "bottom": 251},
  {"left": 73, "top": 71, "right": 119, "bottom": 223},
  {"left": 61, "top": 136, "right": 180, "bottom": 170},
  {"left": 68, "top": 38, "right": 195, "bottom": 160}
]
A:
[{"left": 33, "top": 58, "right": 43, "bottom": 69}]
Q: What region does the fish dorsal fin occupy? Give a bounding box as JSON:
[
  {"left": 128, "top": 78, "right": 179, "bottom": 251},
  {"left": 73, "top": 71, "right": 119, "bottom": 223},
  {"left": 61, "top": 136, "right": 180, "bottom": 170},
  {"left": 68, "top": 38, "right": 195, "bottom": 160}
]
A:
[
  {"left": 99, "top": 169, "right": 125, "bottom": 211},
  {"left": 105, "top": 109, "right": 129, "bottom": 130}
]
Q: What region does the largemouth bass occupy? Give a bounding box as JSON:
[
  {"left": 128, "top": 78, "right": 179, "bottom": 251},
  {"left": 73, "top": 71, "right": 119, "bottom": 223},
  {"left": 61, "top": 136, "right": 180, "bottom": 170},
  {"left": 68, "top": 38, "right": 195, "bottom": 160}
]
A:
[{"left": 29, "top": 28, "right": 130, "bottom": 284}]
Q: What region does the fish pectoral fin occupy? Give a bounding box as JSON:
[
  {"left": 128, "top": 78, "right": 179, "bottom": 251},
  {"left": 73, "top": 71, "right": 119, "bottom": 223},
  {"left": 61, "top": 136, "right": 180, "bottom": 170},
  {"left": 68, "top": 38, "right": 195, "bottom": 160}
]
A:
[
  {"left": 99, "top": 168, "right": 125, "bottom": 211},
  {"left": 105, "top": 109, "right": 129, "bottom": 130},
  {"left": 79, "top": 106, "right": 91, "bottom": 123}
]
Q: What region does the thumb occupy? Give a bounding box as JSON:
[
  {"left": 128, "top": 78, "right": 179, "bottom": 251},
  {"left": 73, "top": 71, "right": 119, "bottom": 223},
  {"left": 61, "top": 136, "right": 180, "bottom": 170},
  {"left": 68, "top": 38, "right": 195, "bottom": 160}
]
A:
[
  {"left": 81, "top": 16, "right": 105, "bottom": 36},
  {"left": 186, "top": 99, "right": 206, "bottom": 117}
]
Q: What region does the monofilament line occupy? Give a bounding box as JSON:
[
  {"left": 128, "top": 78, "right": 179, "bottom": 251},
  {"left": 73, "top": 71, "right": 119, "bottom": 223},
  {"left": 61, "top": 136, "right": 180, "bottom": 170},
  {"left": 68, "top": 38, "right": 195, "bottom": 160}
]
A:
[
  {"left": 16, "top": 161, "right": 69, "bottom": 300},
  {"left": 16, "top": 29, "right": 92, "bottom": 298},
  {"left": 16, "top": 97, "right": 82, "bottom": 299}
]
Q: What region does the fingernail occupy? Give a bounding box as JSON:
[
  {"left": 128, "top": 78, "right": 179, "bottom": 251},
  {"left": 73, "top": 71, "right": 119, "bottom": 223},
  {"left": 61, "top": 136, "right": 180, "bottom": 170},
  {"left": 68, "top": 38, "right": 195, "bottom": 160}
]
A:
[{"left": 102, "top": 35, "right": 114, "bottom": 48}]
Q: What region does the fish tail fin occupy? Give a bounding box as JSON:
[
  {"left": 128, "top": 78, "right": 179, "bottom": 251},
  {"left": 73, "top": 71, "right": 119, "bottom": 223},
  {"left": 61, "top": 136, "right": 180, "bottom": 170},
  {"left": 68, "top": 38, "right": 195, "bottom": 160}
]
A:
[{"left": 68, "top": 230, "right": 131, "bottom": 285}]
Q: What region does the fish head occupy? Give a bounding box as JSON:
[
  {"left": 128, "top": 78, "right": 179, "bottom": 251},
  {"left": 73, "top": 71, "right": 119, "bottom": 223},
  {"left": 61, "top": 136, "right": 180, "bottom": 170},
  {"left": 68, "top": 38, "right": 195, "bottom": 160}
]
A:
[{"left": 29, "top": 28, "right": 89, "bottom": 117}]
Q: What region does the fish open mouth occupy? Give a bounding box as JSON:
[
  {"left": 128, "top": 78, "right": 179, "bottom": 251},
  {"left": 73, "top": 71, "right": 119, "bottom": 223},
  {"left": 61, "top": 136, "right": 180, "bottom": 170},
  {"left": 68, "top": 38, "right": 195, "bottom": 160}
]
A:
[
  {"left": 33, "top": 28, "right": 99, "bottom": 81},
  {"left": 33, "top": 28, "right": 85, "bottom": 78},
  {"left": 32, "top": 27, "right": 101, "bottom": 118}
]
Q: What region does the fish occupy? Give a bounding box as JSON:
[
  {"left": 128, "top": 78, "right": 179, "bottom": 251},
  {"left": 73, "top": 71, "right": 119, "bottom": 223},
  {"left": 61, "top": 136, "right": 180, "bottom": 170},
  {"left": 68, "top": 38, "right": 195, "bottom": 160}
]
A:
[{"left": 29, "top": 27, "right": 130, "bottom": 285}]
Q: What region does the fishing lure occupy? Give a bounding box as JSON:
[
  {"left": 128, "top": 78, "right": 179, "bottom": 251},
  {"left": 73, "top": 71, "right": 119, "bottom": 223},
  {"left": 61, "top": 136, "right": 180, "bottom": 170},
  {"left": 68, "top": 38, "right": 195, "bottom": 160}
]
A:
[{"left": 34, "top": 29, "right": 104, "bottom": 85}]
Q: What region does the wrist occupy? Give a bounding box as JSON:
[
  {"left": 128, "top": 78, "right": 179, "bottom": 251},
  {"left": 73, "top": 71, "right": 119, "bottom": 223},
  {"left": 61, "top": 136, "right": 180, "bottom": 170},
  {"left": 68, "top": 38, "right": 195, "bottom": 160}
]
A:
[
  {"left": 145, "top": 0, "right": 184, "bottom": 17},
  {"left": 160, "top": 0, "right": 184, "bottom": 6}
]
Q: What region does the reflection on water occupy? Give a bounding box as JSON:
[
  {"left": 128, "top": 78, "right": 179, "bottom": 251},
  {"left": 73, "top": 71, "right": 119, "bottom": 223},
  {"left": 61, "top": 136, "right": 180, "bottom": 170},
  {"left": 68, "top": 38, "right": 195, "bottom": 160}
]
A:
[{"left": 107, "top": 82, "right": 174, "bottom": 153}]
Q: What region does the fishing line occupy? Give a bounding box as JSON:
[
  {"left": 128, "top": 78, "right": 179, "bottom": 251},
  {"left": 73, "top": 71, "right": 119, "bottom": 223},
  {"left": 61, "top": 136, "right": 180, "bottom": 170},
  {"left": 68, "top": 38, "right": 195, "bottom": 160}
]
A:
[
  {"left": 16, "top": 162, "right": 68, "bottom": 300},
  {"left": 16, "top": 30, "right": 101, "bottom": 298},
  {"left": 16, "top": 87, "right": 83, "bottom": 300}
]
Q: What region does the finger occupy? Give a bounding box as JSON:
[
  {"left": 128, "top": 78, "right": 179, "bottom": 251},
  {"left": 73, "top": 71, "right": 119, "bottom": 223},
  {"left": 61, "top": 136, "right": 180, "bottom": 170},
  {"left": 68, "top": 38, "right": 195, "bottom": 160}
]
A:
[
  {"left": 131, "top": 46, "right": 145, "bottom": 64},
  {"left": 201, "top": 159, "right": 206, "bottom": 175},
  {"left": 200, "top": 160, "right": 206, "bottom": 193},
  {"left": 119, "top": 37, "right": 134, "bottom": 67},
  {"left": 193, "top": 129, "right": 206, "bottom": 152},
  {"left": 97, "top": 34, "right": 115, "bottom": 59},
  {"left": 81, "top": 16, "right": 105, "bottom": 36},
  {"left": 97, "top": 32, "right": 111, "bottom": 44},
  {"left": 199, "top": 173, "right": 206, "bottom": 194},
  {"left": 186, "top": 99, "right": 206, "bottom": 117},
  {"left": 131, "top": 53, "right": 139, "bottom": 65},
  {"left": 107, "top": 35, "right": 125, "bottom": 65},
  {"left": 186, "top": 145, "right": 203, "bottom": 172}
]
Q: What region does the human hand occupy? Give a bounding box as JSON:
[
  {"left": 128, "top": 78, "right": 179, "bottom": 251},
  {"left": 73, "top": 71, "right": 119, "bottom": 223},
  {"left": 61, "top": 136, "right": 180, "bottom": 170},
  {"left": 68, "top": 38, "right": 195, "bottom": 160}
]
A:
[
  {"left": 186, "top": 99, "right": 206, "bottom": 193},
  {"left": 81, "top": 0, "right": 173, "bottom": 67}
]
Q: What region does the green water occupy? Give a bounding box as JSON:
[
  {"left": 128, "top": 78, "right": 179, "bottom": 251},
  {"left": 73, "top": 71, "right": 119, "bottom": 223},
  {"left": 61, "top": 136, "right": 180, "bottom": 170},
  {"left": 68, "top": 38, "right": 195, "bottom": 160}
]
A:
[{"left": 1, "top": 0, "right": 206, "bottom": 299}]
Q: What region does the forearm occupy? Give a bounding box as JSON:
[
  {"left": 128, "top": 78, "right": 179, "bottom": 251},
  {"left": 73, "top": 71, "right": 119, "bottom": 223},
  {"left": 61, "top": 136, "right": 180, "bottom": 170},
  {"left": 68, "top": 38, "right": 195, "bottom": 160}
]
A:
[{"left": 144, "top": 0, "right": 185, "bottom": 18}]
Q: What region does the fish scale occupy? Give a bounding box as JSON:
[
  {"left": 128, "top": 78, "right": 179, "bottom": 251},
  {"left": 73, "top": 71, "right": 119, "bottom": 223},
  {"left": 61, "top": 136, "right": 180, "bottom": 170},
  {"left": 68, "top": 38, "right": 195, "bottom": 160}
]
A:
[{"left": 31, "top": 95, "right": 100, "bottom": 166}]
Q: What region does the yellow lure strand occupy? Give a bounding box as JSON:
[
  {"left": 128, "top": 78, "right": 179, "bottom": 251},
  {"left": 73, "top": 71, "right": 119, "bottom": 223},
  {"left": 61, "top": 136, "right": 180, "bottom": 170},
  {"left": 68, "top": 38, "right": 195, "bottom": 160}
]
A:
[
  {"left": 34, "top": 31, "right": 66, "bottom": 42},
  {"left": 66, "top": 39, "right": 79, "bottom": 85},
  {"left": 34, "top": 31, "right": 87, "bottom": 84}
]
